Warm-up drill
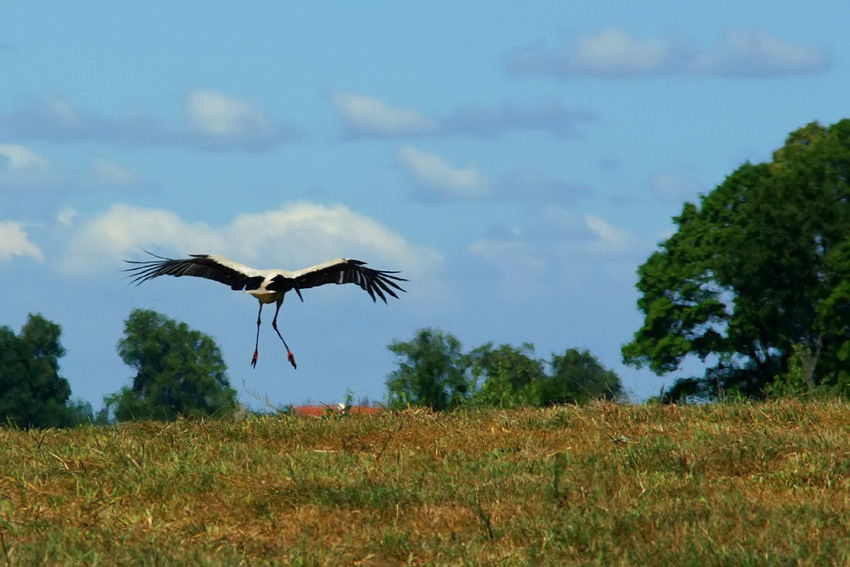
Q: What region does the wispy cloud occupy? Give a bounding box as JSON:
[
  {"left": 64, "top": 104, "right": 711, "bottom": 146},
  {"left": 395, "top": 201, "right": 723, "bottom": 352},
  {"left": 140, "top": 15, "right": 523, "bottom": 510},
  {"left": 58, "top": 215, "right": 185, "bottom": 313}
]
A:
[
  {"left": 0, "top": 90, "right": 300, "bottom": 151},
  {"left": 397, "top": 146, "right": 490, "bottom": 202},
  {"left": 0, "top": 144, "right": 49, "bottom": 170},
  {"left": 184, "top": 90, "right": 297, "bottom": 150},
  {"left": 396, "top": 146, "right": 587, "bottom": 206},
  {"left": 506, "top": 28, "right": 831, "bottom": 79},
  {"left": 493, "top": 168, "right": 589, "bottom": 205},
  {"left": 331, "top": 91, "right": 594, "bottom": 140},
  {"left": 0, "top": 144, "right": 150, "bottom": 192},
  {"left": 690, "top": 30, "right": 832, "bottom": 77},
  {"left": 0, "top": 220, "right": 42, "bottom": 262},
  {"left": 442, "top": 100, "right": 595, "bottom": 139},
  {"left": 468, "top": 237, "right": 547, "bottom": 296},
  {"left": 468, "top": 206, "right": 637, "bottom": 296},
  {"left": 583, "top": 215, "right": 632, "bottom": 252},
  {"left": 61, "top": 202, "right": 441, "bottom": 279},
  {"left": 471, "top": 204, "right": 636, "bottom": 261},
  {"left": 330, "top": 92, "right": 438, "bottom": 138}
]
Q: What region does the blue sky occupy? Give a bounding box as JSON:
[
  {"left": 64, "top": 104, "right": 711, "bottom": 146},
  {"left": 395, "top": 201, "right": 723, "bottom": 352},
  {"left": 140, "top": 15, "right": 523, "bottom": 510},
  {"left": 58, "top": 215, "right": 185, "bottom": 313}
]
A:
[{"left": 1, "top": 2, "right": 847, "bottom": 408}]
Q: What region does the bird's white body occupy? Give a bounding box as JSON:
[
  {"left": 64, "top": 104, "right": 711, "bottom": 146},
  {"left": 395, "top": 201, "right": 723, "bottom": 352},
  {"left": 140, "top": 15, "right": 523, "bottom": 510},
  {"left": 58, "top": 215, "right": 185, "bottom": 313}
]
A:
[
  {"left": 249, "top": 287, "right": 284, "bottom": 304},
  {"left": 203, "top": 254, "right": 352, "bottom": 305}
]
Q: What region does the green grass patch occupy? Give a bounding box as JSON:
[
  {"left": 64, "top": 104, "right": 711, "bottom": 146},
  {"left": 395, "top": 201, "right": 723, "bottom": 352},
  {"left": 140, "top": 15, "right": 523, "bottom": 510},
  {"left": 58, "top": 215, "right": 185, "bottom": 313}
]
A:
[{"left": 1, "top": 400, "right": 850, "bottom": 565}]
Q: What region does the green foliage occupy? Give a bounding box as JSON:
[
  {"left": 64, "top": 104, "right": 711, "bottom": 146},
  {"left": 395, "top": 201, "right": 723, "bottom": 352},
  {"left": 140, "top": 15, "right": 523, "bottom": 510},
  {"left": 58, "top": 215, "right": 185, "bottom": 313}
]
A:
[
  {"left": 105, "top": 309, "right": 238, "bottom": 421},
  {"left": 764, "top": 344, "right": 810, "bottom": 399},
  {"left": 386, "top": 329, "right": 623, "bottom": 409},
  {"left": 0, "top": 313, "right": 83, "bottom": 428},
  {"left": 624, "top": 119, "right": 850, "bottom": 397},
  {"left": 384, "top": 328, "right": 472, "bottom": 410},
  {"left": 542, "top": 348, "right": 623, "bottom": 405},
  {"left": 63, "top": 398, "right": 112, "bottom": 426},
  {"left": 649, "top": 377, "right": 711, "bottom": 404},
  {"left": 468, "top": 342, "right": 546, "bottom": 408}
]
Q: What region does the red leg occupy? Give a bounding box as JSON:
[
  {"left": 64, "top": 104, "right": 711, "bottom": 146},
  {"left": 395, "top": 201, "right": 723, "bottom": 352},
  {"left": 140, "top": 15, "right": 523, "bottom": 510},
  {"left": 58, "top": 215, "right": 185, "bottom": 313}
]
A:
[{"left": 271, "top": 299, "right": 296, "bottom": 369}]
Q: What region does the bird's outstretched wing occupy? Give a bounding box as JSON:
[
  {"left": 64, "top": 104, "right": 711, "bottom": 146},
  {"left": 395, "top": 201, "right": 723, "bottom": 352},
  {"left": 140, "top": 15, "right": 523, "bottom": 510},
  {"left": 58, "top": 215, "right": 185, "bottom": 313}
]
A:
[
  {"left": 124, "top": 252, "right": 265, "bottom": 291},
  {"left": 283, "top": 258, "right": 407, "bottom": 303}
]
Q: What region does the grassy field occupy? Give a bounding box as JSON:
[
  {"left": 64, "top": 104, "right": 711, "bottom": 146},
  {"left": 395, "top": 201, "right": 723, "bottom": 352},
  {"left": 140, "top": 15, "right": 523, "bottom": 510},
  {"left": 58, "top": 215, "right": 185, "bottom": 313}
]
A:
[{"left": 1, "top": 401, "right": 850, "bottom": 566}]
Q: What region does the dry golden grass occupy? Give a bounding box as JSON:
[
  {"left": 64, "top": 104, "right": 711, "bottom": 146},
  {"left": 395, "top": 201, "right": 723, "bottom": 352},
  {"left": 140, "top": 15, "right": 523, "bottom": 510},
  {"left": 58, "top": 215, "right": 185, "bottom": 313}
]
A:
[{"left": 1, "top": 400, "right": 850, "bottom": 565}]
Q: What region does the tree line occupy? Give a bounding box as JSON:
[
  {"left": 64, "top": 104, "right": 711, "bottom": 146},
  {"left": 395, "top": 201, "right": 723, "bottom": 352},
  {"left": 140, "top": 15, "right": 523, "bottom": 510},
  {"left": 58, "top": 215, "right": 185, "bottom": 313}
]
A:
[
  {"left": 0, "top": 309, "right": 240, "bottom": 428},
  {"left": 384, "top": 328, "right": 622, "bottom": 410},
  {"left": 0, "top": 310, "right": 622, "bottom": 428}
]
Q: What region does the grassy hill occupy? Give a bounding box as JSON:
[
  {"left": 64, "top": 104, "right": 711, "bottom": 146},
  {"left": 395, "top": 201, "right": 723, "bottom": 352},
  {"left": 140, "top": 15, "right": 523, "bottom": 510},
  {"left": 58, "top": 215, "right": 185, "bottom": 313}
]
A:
[{"left": 1, "top": 400, "right": 849, "bottom": 566}]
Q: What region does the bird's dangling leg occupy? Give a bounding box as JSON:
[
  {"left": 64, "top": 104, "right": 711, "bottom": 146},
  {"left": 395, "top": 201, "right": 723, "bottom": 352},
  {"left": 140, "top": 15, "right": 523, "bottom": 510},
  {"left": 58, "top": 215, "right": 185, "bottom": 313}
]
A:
[
  {"left": 271, "top": 299, "right": 297, "bottom": 369},
  {"left": 251, "top": 302, "right": 264, "bottom": 368}
]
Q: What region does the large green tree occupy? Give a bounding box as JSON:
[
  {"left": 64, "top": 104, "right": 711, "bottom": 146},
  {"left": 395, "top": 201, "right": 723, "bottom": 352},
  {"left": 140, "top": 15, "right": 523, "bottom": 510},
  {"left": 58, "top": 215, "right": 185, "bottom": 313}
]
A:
[
  {"left": 106, "top": 309, "right": 238, "bottom": 421},
  {"left": 623, "top": 120, "right": 850, "bottom": 397},
  {"left": 0, "top": 314, "right": 76, "bottom": 428}
]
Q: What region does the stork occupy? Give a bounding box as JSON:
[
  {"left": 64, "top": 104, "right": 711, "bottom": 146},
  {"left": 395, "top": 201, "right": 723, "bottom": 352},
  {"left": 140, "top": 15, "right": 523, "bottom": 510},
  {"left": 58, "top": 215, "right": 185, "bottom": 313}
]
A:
[{"left": 124, "top": 252, "right": 406, "bottom": 369}]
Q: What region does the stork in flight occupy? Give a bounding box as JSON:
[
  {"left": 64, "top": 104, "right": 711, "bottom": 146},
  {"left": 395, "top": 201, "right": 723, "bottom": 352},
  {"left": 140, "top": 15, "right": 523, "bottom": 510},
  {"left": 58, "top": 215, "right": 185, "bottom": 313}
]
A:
[{"left": 124, "top": 252, "right": 406, "bottom": 369}]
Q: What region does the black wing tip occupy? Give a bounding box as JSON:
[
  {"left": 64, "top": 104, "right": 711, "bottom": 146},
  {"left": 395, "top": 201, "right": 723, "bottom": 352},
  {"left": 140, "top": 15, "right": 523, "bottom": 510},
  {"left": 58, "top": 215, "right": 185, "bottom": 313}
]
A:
[
  {"left": 123, "top": 251, "right": 250, "bottom": 291},
  {"left": 345, "top": 259, "right": 408, "bottom": 295},
  {"left": 372, "top": 272, "right": 406, "bottom": 302},
  {"left": 121, "top": 250, "right": 179, "bottom": 285},
  {"left": 123, "top": 249, "right": 171, "bottom": 266}
]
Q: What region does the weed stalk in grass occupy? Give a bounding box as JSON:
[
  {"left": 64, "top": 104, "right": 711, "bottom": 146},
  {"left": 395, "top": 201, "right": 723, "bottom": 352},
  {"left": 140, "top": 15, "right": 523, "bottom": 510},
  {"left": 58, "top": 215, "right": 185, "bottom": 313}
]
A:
[
  {"left": 551, "top": 451, "right": 566, "bottom": 501},
  {"left": 474, "top": 497, "right": 496, "bottom": 541},
  {"left": 0, "top": 526, "right": 10, "bottom": 567}
]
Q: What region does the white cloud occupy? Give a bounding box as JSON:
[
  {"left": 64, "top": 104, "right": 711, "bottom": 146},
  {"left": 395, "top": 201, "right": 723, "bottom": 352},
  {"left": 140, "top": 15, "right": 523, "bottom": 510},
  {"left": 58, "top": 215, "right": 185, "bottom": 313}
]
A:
[
  {"left": 468, "top": 237, "right": 547, "bottom": 295},
  {"left": 506, "top": 27, "right": 830, "bottom": 78},
  {"left": 0, "top": 91, "right": 299, "bottom": 151},
  {"left": 396, "top": 151, "right": 587, "bottom": 207},
  {"left": 56, "top": 207, "right": 78, "bottom": 227},
  {"left": 470, "top": 208, "right": 636, "bottom": 280},
  {"left": 224, "top": 202, "right": 441, "bottom": 277},
  {"left": 568, "top": 28, "right": 678, "bottom": 76},
  {"left": 0, "top": 221, "right": 42, "bottom": 261},
  {"left": 584, "top": 215, "right": 632, "bottom": 252},
  {"left": 62, "top": 202, "right": 441, "bottom": 279},
  {"left": 397, "top": 146, "right": 489, "bottom": 201},
  {"left": 0, "top": 144, "right": 149, "bottom": 192},
  {"left": 467, "top": 210, "right": 641, "bottom": 298},
  {"left": 186, "top": 90, "right": 274, "bottom": 138},
  {"left": 331, "top": 92, "right": 438, "bottom": 138},
  {"left": 330, "top": 92, "right": 594, "bottom": 140},
  {"left": 494, "top": 169, "right": 589, "bottom": 205},
  {"left": 44, "top": 97, "right": 82, "bottom": 128},
  {"left": 691, "top": 29, "right": 830, "bottom": 77},
  {"left": 0, "top": 144, "right": 49, "bottom": 170},
  {"left": 444, "top": 100, "right": 596, "bottom": 139},
  {"left": 89, "top": 158, "right": 140, "bottom": 186},
  {"left": 0, "top": 144, "right": 61, "bottom": 190},
  {"left": 63, "top": 205, "right": 227, "bottom": 274}
]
